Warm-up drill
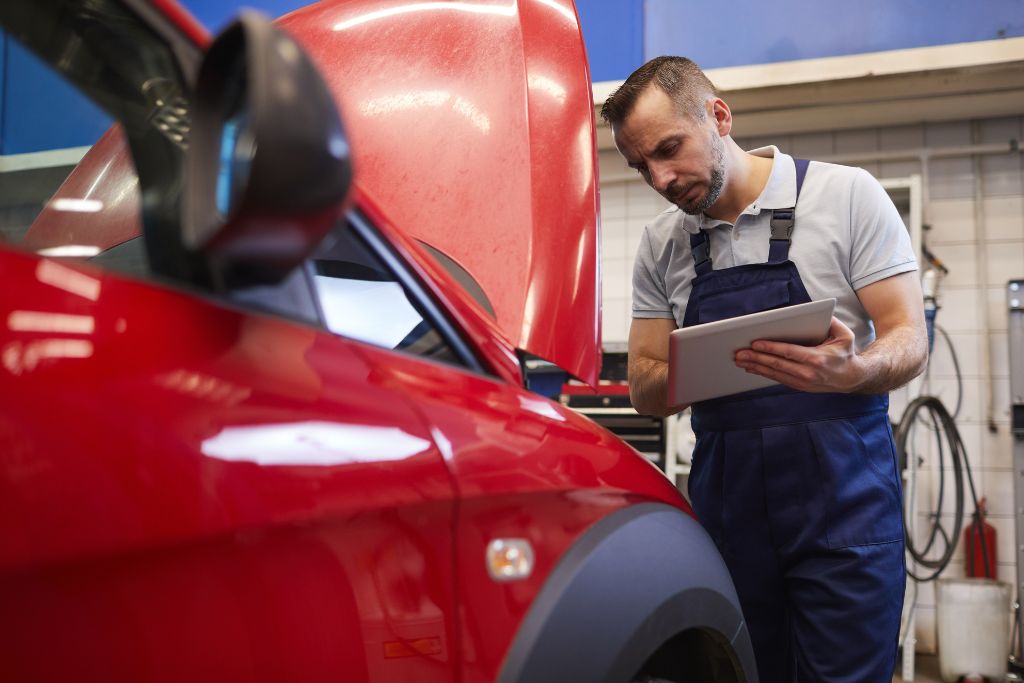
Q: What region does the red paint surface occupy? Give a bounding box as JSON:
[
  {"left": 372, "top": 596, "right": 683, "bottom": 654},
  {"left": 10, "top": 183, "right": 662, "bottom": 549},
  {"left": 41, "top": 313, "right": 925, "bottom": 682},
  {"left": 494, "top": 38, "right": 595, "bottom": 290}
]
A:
[
  {"left": 561, "top": 381, "right": 631, "bottom": 396},
  {"left": 0, "top": 1, "right": 694, "bottom": 680}
]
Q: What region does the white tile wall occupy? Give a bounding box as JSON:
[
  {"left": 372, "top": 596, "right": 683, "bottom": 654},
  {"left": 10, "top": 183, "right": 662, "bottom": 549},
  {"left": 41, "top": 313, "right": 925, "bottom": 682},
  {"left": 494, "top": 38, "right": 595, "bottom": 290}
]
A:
[
  {"left": 602, "top": 217, "right": 628, "bottom": 257},
  {"left": 926, "top": 198, "right": 976, "bottom": 243},
  {"left": 990, "top": 515, "right": 1016, "bottom": 571},
  {"left": 984, "top": 196, "right": 1024, "bottom": 241},
  {"left": 599, "top": 181, "right": 627, "bottom": 218},
  {"left": 979, "top": 117, "right": 1023, "bottom": 145},
  {"left": 985, "top": 241, "right": 1024, "bottom": 286},
  {"left": 988, "top": 285, "right": 1012, "bottom": 333},
  {"left": 937, "top": 288, "right": 982, "bottom": 333},
  {"left": 930, "top": 377, "right": 984, "bottom": 423},
  {"left": 953, "top": 422, "right": 985, "bottom": 471},
  {"left": 982, "top": 154, "right": 1023, "bottom": 197},
  {"left": 986, "top": 473, "right": 1016, "bottom": 517},
  {"left": 981, "top": 426, "right": 1015, "bottom": 471},
  {"left": 927, "top": 331, "right": 981, "bottom": 378},
  {"left": 835, "top": 128, "right": 879, "bottom": 154},
  {"left": 880, "top": 159, "right": 924, "bottom": 181},
  {"left": 925, "top": 121, "right": 972, "bottom": 148},
  {"left": 928, "top": 242, "right": 978, "bottom": 288},
  {"left": 788, "top": 132, "right": 834, "bottom": 157},
  {"left": 989, "top": 332, "right": 1011, "bottom": 380},
  {"left": 883, "top": 124, "right": 926, "bottom": 149},
  {"left": 914, "top": 579, "right": 936, "bottom": 610},
  {"left": 993, "top": 376, "right": 1014, "bottom": 423},
  {"left": 915, "top": 607, "right": 937, "bottom": 653},
  {"left": 598, "top": 114, "right": 1024, "bottom": 656},
  {"left": 929, "top": 157, "right": 976, "bottom": 201}
]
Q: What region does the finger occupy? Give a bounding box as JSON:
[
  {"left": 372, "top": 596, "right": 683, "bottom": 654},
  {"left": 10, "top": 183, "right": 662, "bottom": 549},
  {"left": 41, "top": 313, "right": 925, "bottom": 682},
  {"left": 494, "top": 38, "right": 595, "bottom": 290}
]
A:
[
  {"left": 742, "top": 341, "right": 815, "bottom": 362},
  {"left": 736, "top": 360, "right": 810, "bottom": 391},
  {"left": 738, "top": 356, "right": 837, "bottom": 393},
  {"left": 735, "top": 351, "right": 812, "bottom": 381},
  {"left": 751, "top": 315, "right": 851, "bottom": 352},
  {"left": 827, "top": 315, "right": 854, "bottom": 341}
]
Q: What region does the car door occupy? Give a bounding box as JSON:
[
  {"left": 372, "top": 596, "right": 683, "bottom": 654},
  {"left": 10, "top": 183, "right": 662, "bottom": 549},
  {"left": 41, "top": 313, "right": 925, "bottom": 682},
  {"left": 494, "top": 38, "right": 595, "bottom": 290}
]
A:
[
  {"left": 0, "top": 208, "right": 459, "bottom": 683},
  {"left": 309, "top": 210, "right": 686, "bottom": 683}
]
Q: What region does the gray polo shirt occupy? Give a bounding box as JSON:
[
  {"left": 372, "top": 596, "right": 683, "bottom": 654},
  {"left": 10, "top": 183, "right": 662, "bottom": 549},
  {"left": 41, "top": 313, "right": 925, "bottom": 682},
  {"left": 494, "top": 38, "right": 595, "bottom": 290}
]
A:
[{"left": 632, "top": 146, "right": 917, "bottom": 351}]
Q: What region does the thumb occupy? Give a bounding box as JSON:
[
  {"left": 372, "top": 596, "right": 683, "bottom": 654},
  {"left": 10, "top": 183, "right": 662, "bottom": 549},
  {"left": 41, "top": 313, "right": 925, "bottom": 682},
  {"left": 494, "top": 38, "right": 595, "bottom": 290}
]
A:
[{"left": 826, "top": 315, "right": 854, "bottom": 342}]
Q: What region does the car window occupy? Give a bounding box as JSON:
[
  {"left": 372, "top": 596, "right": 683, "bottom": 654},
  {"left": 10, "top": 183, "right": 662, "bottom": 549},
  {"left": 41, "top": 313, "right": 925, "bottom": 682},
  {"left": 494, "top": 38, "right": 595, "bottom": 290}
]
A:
[
  {"left": 312, "top": 218, "right": 465, "bottom": 368},
  {"left": 0, "top": 34, "right": 127, "bottom": 251},
  {"left": 0, "top": 0, "right": 192, "bottom": 277}
]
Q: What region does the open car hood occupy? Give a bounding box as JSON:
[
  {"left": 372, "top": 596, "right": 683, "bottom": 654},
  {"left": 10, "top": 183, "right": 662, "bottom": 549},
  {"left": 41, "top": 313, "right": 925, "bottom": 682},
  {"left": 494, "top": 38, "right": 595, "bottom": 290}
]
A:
[
  {"left": 26, "top": 0, "right": 602, "bottom": 386},
  {"left": 279, "top": 0, "right": 601, "bottom": 385}
]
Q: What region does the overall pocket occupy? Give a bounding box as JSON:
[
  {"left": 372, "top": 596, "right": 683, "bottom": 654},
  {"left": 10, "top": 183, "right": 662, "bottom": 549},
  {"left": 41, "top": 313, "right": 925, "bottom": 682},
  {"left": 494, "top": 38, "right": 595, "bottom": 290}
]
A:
[{"left": 807, "top": 414, "right": 904, "bottom": 549}]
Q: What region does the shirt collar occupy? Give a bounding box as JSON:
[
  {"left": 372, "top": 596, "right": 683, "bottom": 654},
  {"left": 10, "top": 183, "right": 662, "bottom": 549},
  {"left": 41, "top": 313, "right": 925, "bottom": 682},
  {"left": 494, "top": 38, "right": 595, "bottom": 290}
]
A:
[
  {"left": 750, "top": 145, "right": 797, "bottom": 211},
  {"left": 680, "top": 145, "right": 797, "bottom": 234}
]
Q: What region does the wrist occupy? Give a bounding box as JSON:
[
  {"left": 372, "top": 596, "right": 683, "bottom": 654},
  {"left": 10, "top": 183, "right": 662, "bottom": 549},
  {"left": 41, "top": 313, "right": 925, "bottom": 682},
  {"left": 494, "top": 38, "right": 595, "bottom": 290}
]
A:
[
  {"left": 854, "top": 353, "right": 896, "bottom": 394},
  {"left": 843, "top": 353, "right": 871, "bottom": 393}
]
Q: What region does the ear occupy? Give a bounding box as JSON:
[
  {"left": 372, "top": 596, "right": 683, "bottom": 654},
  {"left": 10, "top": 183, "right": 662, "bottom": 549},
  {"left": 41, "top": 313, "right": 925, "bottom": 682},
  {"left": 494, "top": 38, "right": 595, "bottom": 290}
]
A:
[{"left": 708, "top": 97, "right": 732, "bottom": 136}]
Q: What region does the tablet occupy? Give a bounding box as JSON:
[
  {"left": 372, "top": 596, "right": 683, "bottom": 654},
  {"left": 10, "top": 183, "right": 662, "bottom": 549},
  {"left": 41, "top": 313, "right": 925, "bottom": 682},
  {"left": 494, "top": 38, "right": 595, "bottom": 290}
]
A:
[{"left": 667, "top": 298, "right": 836, "bottom": 406}]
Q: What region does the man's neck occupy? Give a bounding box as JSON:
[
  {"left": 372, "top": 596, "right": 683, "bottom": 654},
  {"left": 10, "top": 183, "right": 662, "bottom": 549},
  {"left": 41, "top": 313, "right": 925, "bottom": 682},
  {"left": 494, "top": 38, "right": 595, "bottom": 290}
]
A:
[{"left": 704, "top": 144, "right": 774, "bottom": 224}]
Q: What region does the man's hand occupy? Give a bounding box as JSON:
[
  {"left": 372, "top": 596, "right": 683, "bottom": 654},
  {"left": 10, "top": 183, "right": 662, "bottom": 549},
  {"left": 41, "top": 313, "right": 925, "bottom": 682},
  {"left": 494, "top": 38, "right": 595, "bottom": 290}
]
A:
[
  {"left": 734, "top": 316, "right": 866, "bottom": 393},
  {"left": 735, "top": 271, "right": 928, "bottom": 395}
]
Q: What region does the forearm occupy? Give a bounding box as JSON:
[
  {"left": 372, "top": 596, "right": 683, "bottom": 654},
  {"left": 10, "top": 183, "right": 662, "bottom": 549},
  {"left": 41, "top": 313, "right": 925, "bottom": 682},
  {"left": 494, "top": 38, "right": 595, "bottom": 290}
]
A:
[
  {"left": 853, "top": 323, "right": 928, "bottom": 394},
  {"left": 628, "top": 356, "right": 674, "bottom": 416}
]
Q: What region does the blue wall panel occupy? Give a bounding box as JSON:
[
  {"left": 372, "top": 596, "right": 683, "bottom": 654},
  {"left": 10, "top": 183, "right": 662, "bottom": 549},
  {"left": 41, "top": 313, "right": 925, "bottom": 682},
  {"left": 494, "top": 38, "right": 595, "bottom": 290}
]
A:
[
  {"left": 5, "top": 0, "right": 1023, "bottom": 154},
  {"left": 645, "top": 0, "right": 1024, "bottom": 70},
  {"left": 575, "top": 0, "right": 644, "bottom": 82},
  {"left": 1, "top": 31, "right": 6, "bottom": 152},
  {"left": 2, "top": 37, "right": 111, "bottom": 155},
  {"left": 183, "top": 0, "right": 309, "bottom": 34}
]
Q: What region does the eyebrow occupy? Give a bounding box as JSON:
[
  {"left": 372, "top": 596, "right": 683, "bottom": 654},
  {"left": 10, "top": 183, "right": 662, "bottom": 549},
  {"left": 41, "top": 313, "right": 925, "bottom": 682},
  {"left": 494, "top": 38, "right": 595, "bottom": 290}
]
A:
[
  {"left": 652, "top": 135, "right": 682, "bottom": 155},
  {"left": 627, "top": 134, "right": 684, "bottom": 168}
]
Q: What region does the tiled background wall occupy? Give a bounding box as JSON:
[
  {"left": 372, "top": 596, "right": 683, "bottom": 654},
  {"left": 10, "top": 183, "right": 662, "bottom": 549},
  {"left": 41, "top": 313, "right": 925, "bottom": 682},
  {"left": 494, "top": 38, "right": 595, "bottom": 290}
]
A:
[{"left": 598, "top": 115, "right": 1024, "bottom": 653}]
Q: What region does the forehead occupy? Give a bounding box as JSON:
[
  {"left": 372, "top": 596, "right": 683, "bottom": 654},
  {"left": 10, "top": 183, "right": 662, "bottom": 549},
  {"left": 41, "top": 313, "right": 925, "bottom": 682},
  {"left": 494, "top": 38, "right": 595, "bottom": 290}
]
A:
[{"left": 611, "top": 87, "right": 699, "bottom": 157}]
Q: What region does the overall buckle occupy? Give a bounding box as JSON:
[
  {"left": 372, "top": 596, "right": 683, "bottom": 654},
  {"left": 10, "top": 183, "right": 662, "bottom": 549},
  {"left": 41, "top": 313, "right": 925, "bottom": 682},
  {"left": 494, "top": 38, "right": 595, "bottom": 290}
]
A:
[
  {"left": 770, "top": 208, "right": 795, "bottom": 240},
  {"left": 692, "top": 238, "right": 712, "bottom": 267}
]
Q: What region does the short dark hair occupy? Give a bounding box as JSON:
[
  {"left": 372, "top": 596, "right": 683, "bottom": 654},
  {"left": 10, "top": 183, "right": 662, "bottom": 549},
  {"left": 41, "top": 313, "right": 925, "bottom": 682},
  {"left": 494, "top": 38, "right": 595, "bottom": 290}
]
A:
[{"left": 600, "top": 56, "right": 718, "bottom": 126}]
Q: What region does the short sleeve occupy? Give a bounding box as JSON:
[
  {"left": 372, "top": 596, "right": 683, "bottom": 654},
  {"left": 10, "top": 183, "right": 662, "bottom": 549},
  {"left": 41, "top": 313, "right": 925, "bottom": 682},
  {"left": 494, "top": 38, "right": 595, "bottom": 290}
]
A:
[
  {"left": 631, "top": 227, "right": 674, "bottom": 318},
  {"left": 849, "top": 168, "right": 918, "bottom": 289}
]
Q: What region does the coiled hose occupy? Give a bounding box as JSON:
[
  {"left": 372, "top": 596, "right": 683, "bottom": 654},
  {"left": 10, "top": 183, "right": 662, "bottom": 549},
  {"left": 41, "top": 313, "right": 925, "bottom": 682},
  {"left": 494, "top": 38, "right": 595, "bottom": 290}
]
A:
[{"left": 896, "top": 395, "right": 989, "bottom": 582}]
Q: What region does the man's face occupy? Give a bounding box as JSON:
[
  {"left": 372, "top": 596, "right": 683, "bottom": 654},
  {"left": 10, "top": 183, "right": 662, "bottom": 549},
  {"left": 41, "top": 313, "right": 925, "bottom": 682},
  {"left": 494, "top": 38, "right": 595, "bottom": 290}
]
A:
[{"left": 612, "top": 87, "right": 725, "bottom": 215}]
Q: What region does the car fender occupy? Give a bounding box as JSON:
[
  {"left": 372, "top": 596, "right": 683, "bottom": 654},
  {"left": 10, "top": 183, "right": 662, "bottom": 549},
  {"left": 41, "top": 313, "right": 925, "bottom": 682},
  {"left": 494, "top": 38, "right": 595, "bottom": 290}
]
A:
[{"left": 497, "top": 502, "right": 758, "bottom": 683}]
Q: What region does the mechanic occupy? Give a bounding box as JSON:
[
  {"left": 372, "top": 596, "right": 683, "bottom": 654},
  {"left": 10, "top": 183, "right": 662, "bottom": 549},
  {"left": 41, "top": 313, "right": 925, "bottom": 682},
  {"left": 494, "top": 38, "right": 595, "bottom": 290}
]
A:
[{"left": 601, "top": 56, "right": 928, "bottom": 682}]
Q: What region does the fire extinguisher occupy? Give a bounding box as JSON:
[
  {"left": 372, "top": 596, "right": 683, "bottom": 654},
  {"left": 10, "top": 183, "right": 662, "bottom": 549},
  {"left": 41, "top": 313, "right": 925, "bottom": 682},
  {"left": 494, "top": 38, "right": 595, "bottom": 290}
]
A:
[{"left": 964, "top": 497, "right": 997, "bottom": 579}]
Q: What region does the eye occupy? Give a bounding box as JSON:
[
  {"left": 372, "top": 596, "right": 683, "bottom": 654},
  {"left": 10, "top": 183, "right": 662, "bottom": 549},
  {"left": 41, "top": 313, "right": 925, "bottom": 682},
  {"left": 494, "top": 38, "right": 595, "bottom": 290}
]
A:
[{"left": 660, "top": 143, "right": 679, "bottom": 157}]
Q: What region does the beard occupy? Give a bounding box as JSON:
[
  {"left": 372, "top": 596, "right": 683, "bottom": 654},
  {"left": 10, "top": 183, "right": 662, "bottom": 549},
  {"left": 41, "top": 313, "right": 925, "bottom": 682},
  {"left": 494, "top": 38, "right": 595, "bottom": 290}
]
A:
[{"left": 672, "top": 131, "right": 726, "bottom": 215}]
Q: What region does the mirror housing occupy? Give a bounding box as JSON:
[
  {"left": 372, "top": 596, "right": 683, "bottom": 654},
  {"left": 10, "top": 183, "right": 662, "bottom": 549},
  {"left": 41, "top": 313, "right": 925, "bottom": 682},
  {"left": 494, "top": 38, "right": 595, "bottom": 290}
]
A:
[{"left": 184, "top": 11, "right": 351, "bottom": 289}]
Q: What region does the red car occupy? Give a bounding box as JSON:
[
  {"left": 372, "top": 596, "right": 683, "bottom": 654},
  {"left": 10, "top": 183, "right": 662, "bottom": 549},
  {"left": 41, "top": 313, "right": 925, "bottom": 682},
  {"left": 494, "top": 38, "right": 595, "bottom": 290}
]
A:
[{"left": 0, "top": 0, "right": 756, "bottom": 681}]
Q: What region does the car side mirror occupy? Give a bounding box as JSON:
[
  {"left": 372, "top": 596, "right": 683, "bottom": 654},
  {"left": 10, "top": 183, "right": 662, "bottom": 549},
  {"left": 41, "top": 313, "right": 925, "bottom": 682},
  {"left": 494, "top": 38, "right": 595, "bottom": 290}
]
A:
[{"left": 184, "top": 11, "right": 352, "bottom": 289}]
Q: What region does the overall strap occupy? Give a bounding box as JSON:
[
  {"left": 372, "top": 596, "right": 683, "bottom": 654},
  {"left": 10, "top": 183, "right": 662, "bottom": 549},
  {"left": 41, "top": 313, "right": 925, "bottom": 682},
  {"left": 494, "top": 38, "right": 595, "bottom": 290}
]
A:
[
  {"left": 768, "top": 158, "right": 810, "bottom": 264},
  {"left": 689, "top": 230, "right": 713, "bottom": 276}
]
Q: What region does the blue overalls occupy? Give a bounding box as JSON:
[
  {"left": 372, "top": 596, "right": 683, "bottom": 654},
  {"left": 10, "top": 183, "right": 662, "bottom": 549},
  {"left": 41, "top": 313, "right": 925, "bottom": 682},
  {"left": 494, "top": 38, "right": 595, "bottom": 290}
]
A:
[{"left": 684, "top": 160, "right": 906, "bottom": 682}]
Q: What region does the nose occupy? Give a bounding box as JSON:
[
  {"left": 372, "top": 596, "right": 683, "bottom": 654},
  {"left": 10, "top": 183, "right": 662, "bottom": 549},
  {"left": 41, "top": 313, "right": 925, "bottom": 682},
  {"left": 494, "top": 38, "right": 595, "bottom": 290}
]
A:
[{"left": 648, "top": 160, "right": 676, "bottom": 193}]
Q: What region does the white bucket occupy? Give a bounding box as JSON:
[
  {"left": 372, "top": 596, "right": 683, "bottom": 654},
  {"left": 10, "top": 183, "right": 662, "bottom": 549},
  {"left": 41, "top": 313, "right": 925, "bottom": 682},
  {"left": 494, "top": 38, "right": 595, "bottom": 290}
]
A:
[{"left": 936, "top": 578, "right": 1012, "bottom": 682}]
